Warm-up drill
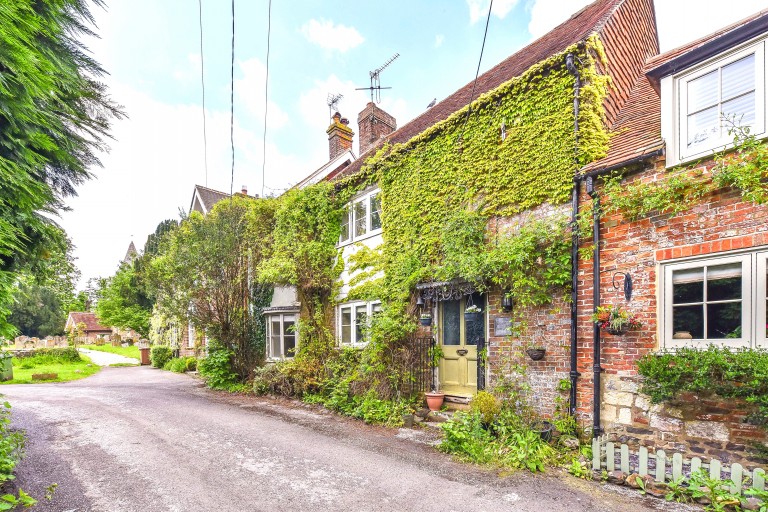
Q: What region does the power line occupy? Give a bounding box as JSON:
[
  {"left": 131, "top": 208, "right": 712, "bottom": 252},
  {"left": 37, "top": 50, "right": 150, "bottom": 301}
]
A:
[
  {"left": 197, "top": 0, "right": 209, "bottom": 186},
  {"left": 229, "top": 0, "right": 235, "bottom": 197},
  {"left": 456, "top": 0, "right": 493, "bottom": 145},
  {"left": 261, "top": 0, "right": 272, "bottom": 199}
]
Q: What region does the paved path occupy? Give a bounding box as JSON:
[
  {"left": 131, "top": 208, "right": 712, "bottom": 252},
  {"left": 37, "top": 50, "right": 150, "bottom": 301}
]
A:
[
  {"left": 2, "top": 368, "right": 695, "bottom": 512},
  {"left": 78, "top": 348, "right": 139, "bottom": 366}
]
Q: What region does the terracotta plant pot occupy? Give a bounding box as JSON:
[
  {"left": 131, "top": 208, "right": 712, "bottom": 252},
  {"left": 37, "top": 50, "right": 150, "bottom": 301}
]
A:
[{"left": 425, "top": 391, "right": 445, "bottom": 412}]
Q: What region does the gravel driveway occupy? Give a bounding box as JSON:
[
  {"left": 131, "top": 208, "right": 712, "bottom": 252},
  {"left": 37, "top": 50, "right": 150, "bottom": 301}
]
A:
[{"left": 2, "top": 368, "right": 695, "bottom": 511}]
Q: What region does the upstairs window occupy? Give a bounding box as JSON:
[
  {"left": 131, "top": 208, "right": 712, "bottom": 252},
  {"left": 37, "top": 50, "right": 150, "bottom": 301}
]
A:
[
  {"left": 339, "top": 189, "right": 382, "bottom": 245},
  {"left": 673, "top": 40, "right": 766, "bottom": 164}
]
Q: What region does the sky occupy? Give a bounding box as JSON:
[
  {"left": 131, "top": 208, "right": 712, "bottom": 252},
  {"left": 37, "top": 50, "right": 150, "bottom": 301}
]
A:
[{"left": 60, "top": 0, "right": 768, "bottom": 287}]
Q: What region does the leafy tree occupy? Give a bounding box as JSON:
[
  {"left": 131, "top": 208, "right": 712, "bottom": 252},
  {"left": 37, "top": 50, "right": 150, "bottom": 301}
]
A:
[
  {"left": 150, "top": 196, "right": 276, "bottom": 379},
  {"left": 8, "top": 282, "right": 65, "bottom": 337},
  {"left": 95, "top": 263, "right": 152, "bottom": 337},
  {"left": 0, "top": 0, "right": 123, "bottom": 336}
]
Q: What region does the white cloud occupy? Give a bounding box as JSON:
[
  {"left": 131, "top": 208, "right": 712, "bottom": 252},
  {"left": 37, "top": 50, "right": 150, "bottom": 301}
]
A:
[
  {"left": 234, "top": 58, "right": 289, "bottom": 129},
  {"left": 655, "top": 1, "right": 768, "bottom": 52},
  {"left": 172, "top": 53, "right": 201, "bottom": 83},
  {"left": 434, "top": 34, "right": 445, "bottom": 48},
  {"left": 300, "top": 19, "right": 364, "bottom": 52},
  {"left": 526, "top": 0, "right": 591, "bottom": 39},
  {"left": 467, "top": 0, "right": 519, "bottom": 24}
]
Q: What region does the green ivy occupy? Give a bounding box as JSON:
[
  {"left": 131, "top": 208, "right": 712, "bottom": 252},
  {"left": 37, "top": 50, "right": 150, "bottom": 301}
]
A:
[{"left": 638, "top": 346, "right": 768, "bottom": 428}]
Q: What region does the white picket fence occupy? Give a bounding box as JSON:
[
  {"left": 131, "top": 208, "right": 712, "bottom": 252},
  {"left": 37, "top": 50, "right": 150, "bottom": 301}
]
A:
[{"left": 592, "top": 435, "right": 766, "bottom": 493}]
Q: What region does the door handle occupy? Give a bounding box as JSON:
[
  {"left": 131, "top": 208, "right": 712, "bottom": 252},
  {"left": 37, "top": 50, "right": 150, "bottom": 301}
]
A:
[{"left": 457, "top": 349, "right": 468, "bottom": 356}]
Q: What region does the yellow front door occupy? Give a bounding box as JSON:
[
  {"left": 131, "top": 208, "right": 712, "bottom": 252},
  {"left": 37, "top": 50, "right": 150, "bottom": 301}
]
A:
[{"left": 438, "top": 293, "right": 485, "bottom": 396}]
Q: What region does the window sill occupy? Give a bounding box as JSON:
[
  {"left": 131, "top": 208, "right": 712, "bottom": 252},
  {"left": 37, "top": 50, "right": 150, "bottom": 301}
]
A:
[{"left": 337, "top": 229, "right": 383, "bottom": 249}]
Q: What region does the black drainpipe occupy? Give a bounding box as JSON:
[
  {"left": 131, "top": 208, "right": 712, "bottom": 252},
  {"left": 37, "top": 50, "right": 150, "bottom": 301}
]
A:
[
  {"left": 587, "top": 176, "right": 602, "bottom": 437},
  {"left": 565, "top": 53, "right": 581, "bottom": 416}
]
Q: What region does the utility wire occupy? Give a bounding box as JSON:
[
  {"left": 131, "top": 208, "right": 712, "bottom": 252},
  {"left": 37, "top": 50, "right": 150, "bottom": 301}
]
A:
[
  {"left": 197, "top": 0, "right": 209, "bottom": 186},
  {"left": 261, "top": 0, "right": 272, "bottom": 199},
  {"left": 456, "top": 0, "right": 493, "bottom": 145},
  {"left": 229, "top": 0, "right": 235, "bottom": 197}
]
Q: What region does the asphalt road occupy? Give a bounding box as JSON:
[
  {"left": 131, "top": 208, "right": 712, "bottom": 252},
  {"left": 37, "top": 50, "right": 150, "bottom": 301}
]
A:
[{"left": 2, "top": 367, "right": 694, "bottom": 512}]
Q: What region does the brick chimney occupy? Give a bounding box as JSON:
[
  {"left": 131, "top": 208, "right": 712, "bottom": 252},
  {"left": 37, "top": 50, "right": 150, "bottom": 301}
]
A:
[
  {"left": 357, "top": 102, "right": 396, "bottom": 155},
  {"left": 326, "top": 112, "right": 354, "bottom": 160}
]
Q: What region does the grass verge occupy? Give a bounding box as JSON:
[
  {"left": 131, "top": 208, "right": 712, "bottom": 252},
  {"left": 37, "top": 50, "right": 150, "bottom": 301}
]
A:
[
  {"left": 1, "top": 353, "right": 100, "bottom": 384},
  {"left": 81, "top": 344, "right": 140, "bottom": 360}
]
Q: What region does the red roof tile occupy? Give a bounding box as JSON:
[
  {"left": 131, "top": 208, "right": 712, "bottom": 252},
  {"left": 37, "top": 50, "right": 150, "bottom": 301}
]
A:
[
  {"left": 67, "top": 312, "right": 112, "bottom": 333},
  {"left": 336, "top": 0, "right": 631, "bottom": 180}
]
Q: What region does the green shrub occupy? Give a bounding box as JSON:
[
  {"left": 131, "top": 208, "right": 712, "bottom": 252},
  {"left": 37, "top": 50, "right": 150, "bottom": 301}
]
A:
[
  {"left": 12, "top": 347, "right": 81, "bottom": 368},
  {"left": 638, "top": 346, "right": 768, "bottom": 426},
  {"left": 198, "top": 342, "right": 239, "bottom": 390},
  {"left": 0, "top": 402, "right": 25, "bottom": 483},
  {"left": 471, "top": 391, "right": 501, "bottom": 425},
  {"left": 150, "top": 346, "right": 172, "bottom": 369},
  {"left": 184, "top": 357, "right": 197, "bottom": 372},
  {"left": 164, "top": 357, "right": 188, "bottom": 373}
]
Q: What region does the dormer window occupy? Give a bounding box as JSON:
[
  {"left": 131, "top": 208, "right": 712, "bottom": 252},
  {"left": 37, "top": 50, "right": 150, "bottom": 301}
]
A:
[
  {"left": 339, "top": 189, "right": 382, "bottom": 245},
  {"left": 665, "top": 38, "right": 766, "bottom": 165}
]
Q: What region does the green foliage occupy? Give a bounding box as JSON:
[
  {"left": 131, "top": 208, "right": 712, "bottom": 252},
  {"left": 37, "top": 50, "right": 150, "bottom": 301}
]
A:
[
  {"left": 151, "top": 196, "right": 276, "bottom": 379},
  {"left": 688, "top": 470, "right": 742, "bottom": 512},
  {"left": 746, "top": 487, "right": 768, "bottom": 512},
  {"left": 567, "top": 458, "right": 592, "bottom": 479},
  {"left": 470, "top": 391, "right": 501, "bottom": 425},
  {"left": 8, "top": 282, "right": 65, "bottom": 337},
  {"left": 638, "top": 346, "right": 768, "bottom": 428},
  {"left": 0, "top": 402, "right": 25, "bottom": 484},
  {"left": 601, "top": 169, "right": 710, "bottom": 221},
  {"left": 0, "top": 0, "right": 122, "bottom": 336},
  {"left": 14, "top": 347, "right": 81, "bottom": 366},
  {"left": 150, "top": 345, "right": 172, "bottom": 369},
  {"left": 713, "top": 124, "right": 768, "bottom": 204},
  {"left": 96, "top": 263, "right": 152, "bottom": 337},
  {"left": 162, "top": 356, "right": 196, "bottom": 373},
  {"left": 198, "top": 341, "right": 240, "bottom": 390}
]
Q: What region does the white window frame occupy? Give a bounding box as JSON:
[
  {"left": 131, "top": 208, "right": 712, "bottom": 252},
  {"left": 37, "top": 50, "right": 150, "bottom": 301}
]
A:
[
  {"left": 663, "top": 37, "right": 767, "bottom": 166},
  {"left": 660, "top": 249, "right": 768, "bottom": 349},
  {"left": 338, "top": 189, "right": 382, "bottom": 247},
  {"left": 266, "top": 313, "right": 298, "bottom": 360},
  {"left": 337, "top": 301, "right": 381, "bottom": 347}
]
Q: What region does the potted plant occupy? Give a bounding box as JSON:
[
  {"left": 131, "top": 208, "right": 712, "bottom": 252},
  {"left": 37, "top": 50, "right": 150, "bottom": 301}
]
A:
[
  {"left": 464, "top": 304, "right": 483, "bottom": 324},
  {"left": 419, "top": 313, "right": 433, "bottom": 327},
  {"left": 425, "top": 343, "right": 445, "bottom": 411},
  {"left": 592, "top": 305, "right": 641, "bottom": 335}
]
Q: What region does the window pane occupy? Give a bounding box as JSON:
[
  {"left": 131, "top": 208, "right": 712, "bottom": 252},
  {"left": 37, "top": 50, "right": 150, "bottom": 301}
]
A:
[
  {"left": 443, "top": 300, "right": 461, "bottom": 345},
  {"left": 722, "top": 54, "right": 755, "bottom": 100},
  {"left": 722, "top": 91, "right": 756, "bottom": 128},
  {"left": 464, "top": 292, "right": 485, "bottom": 346},
  {"left": 687, "top": 106, "right": 719, "bottom": 148},
  {"left": 371, "top": 303, "right": 382, "bottom": 316},
  {"left": 270, "top": 319, "right": 282, "bottom": 357},
  {"left": 355, "top": 305, "right": 367, "bottom": 342},
  {"left": 673, "top": 267, "right": 704, "bottom": 304},
  {"left": 707, "top": 263, "right": 742, "bottom": 301},
  {"left": 673, "top": 305, "right": 704, "bottom": 339},
  {"left": 354, "top": 201, "right": 367, "bottom": 237},
  {"left": 688, "top": 70, "right": 718, "bottom": 112},
  {"left": 284, "top": 335, "right": 296, "bottom": 356},
  {"left": 340, "top": 208, "right": 350, "bottom": 242},
  {"left": 370, "top": 194, "right": 382, "bottom": 231},
  {"left": 708, "top": 302, "right": 742, "bottom": 339},
  {"left": 341, "top": 308, "right": 351, "bottom": 344}
]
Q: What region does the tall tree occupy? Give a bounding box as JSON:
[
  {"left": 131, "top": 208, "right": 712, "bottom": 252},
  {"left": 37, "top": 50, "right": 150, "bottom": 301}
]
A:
[
  {"left": 150, "top": 197, "right": 276, "bottom": 378},
  {"left": 8, "top": 282, "right": 64, "bottom": 337},
  {"left": 0, "top": 0, "right": 123, "bottom": 336}
]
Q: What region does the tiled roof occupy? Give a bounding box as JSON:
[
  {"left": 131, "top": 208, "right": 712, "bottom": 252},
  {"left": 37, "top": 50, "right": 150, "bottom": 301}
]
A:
[
  {"left": 191, "top": 185, "right": 230, "bottom": 214},
  {"left": 646, "top": 9, "right": 768, "bottom": 78},
  {"left": 580, "top": 74, "right": 663, "bottom": 173},
  {"left": 336, "top": 0, "right": 629, "bottom": 180},
  {"left": 67, "top": 312, "right": 111, "bottom": 333}
]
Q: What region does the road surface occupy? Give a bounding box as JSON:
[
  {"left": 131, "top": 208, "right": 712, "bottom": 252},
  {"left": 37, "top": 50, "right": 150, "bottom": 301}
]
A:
[{"left": 3, "top": 367, "right": 694, "bottom": 511}]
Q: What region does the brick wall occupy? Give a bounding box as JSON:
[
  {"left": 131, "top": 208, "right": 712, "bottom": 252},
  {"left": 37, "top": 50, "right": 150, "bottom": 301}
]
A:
[
  {"left": 577, "top": 155, "right": 768, "bottom": 464},
  {"left": 357, "top": 102, "right": 396, "bottom": 156}
]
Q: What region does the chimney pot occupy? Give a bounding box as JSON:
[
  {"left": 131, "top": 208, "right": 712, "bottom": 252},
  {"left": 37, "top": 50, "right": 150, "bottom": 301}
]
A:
[
  {"left": 327, "top": 111, "right": 354, "bottom": 160},
  {"left": 241, "top": 185, "right": 247, "bottom": 195}
]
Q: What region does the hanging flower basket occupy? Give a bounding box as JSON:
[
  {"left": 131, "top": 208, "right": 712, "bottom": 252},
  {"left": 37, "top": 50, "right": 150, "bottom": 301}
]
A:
[
  {"left": 526, "top": 348, "right": 546, "bottom": 361},
  {"left": 592, "top": 305, "right": 641, "bottom": 336},
  {"left": 419, "top": 315, "right": 433, "bottom": 327},
  {"left": 464, "top": 305, "right": 483, "bottom": 323}
]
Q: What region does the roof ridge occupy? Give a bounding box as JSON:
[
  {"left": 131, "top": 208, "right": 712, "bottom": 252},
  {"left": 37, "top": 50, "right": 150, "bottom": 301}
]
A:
[{"left": 194, "top": 184, "right": 230, "bottom": 195}]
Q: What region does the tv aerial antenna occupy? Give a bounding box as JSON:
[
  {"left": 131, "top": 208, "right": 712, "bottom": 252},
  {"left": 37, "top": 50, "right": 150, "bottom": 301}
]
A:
[
  {"left": 326, "top": 92, "right": 344, "bottom": 119},
  {"left": 356, "top": 53, "right": 400, "bottom": 103}
]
